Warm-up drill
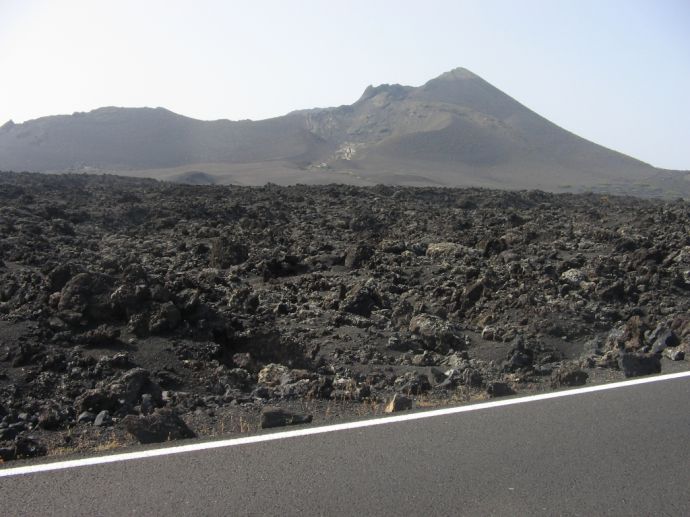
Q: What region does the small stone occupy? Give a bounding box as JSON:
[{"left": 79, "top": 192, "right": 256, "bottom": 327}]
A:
[
  {"left": 344, "top": 243, "right": 374, "bottom": 269},
  {"left": 14, "top": 437, "right": 47, "bottom": 459},
  {"left": 0, "top": 427, "right": 19, "bottom": 441},
  {"left": 38, "top": 408, "right": 62, "bottom": 430},
  {"left": 384, "top": 394, "right": 413, "bottom": 413},
  {"left": 393, "top": 372, "right": 432, "bottom": 394},
  {"left": 551, "top": 366, "right": 589, "bottom": 388},
  {"left": 560, "top": 269, "right": 585, "bottom": 285},
  {"left": 481, "top": 326, "right": 496, "bottom": 340},
  {"left": 257, "top": 364, "right": 289, "bottom": 386},
  {"left": 411, "top": 350, "right": 440, "bottom": 366},
  {"left": 387, "top": 336, "right": 409, "bottom": 352},
  {"left": 664, "top": 348, "right": 685, "bottom": 361},
  {"left": 140, "top": 394, "right": 154, "bottom": 415},
  {"left": 462, "top": 368, "right": 483, "bottom": 387},
  {"left": 618, "top": 352, "right": 661, "bottom": 377},
  {"left": 77, "top": 411, "right": 96, "bottom": 424},
  {"left": 93, "top": 410, "right": 111, "bottom": 427},
  {"left": 232, "top": 352, "right": 255, "bottom": 370},
  {"left": 340, "top": 282, "right": 382, "bottom": 317},
  {"left": 652, "top": 330, "right": 680, "bottom": 354},
  {"left": 486, "top": 382, "right": 514, "bottom": 398},
  {"left": 260, "top": 407, "right": 312, "bottom": 429},
  {"left": 0, "top": 446, "right": 16, "bottom": 461}
]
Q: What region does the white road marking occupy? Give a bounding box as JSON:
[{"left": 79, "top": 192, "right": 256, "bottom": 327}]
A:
[{"left": 1, "top": 370, "right": 689, "bottom": 478}]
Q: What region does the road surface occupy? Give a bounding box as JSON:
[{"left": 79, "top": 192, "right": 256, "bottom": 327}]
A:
[{"left": 2, "top": 373, "right": 689, "bottom": 516}]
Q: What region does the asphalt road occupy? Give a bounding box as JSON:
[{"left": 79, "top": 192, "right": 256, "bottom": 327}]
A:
[{"left": 2, "top": 375, "right": 689, "bottom": 516}]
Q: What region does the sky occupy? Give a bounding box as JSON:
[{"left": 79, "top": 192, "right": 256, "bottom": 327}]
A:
[{"left": 0, "top": 0, "right": 688, "bottom": 170}]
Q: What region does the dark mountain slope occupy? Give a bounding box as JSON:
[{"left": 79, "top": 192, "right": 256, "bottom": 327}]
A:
[{"left": 343, "top": 69, "right": 657, "bottom": 186}]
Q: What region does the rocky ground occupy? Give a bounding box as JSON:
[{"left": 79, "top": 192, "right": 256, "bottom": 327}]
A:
[{"left": 1, "top": 171, "right": 689, "bottom": 462}]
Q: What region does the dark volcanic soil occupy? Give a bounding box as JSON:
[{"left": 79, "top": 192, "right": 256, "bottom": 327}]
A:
[{"left": 1, "top": 171, "right": 689, "bottom": 462}]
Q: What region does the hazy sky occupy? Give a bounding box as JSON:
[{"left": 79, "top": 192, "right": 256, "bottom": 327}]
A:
[{"left": 1, "top": 0, "right": 688, "bottom": 170}]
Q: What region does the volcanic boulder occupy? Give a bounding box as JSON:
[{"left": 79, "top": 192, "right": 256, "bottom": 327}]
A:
[
  {"left": 408, "top": 314, "right": 465, "bottom": 353},
  {"left": 123, "top": 408, "right": 196, "bottom": 444},
  {"left": 57, "top": 272, "right": 114, "bottom": 323}
]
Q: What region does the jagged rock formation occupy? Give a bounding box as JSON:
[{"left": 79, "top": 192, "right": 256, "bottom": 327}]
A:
[{"left": 1, "top": 172, "right": 689, "bottom": 459}]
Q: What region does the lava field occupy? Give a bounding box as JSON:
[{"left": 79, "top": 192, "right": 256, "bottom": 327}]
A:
[{"left": 1, "top": 171, "right": 689, "bottom": 460}]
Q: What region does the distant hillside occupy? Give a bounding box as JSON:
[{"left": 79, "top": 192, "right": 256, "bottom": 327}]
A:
[
  {"left": 0, "top": 107, "right": 328, "bottom": 171},
  {"left": 1, "top": 68, "right": 687, "bottom": 196}
]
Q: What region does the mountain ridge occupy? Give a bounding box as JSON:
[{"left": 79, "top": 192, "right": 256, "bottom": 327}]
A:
[{"left": 1, "top": 68, "right": 687, "bottom": 196}]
